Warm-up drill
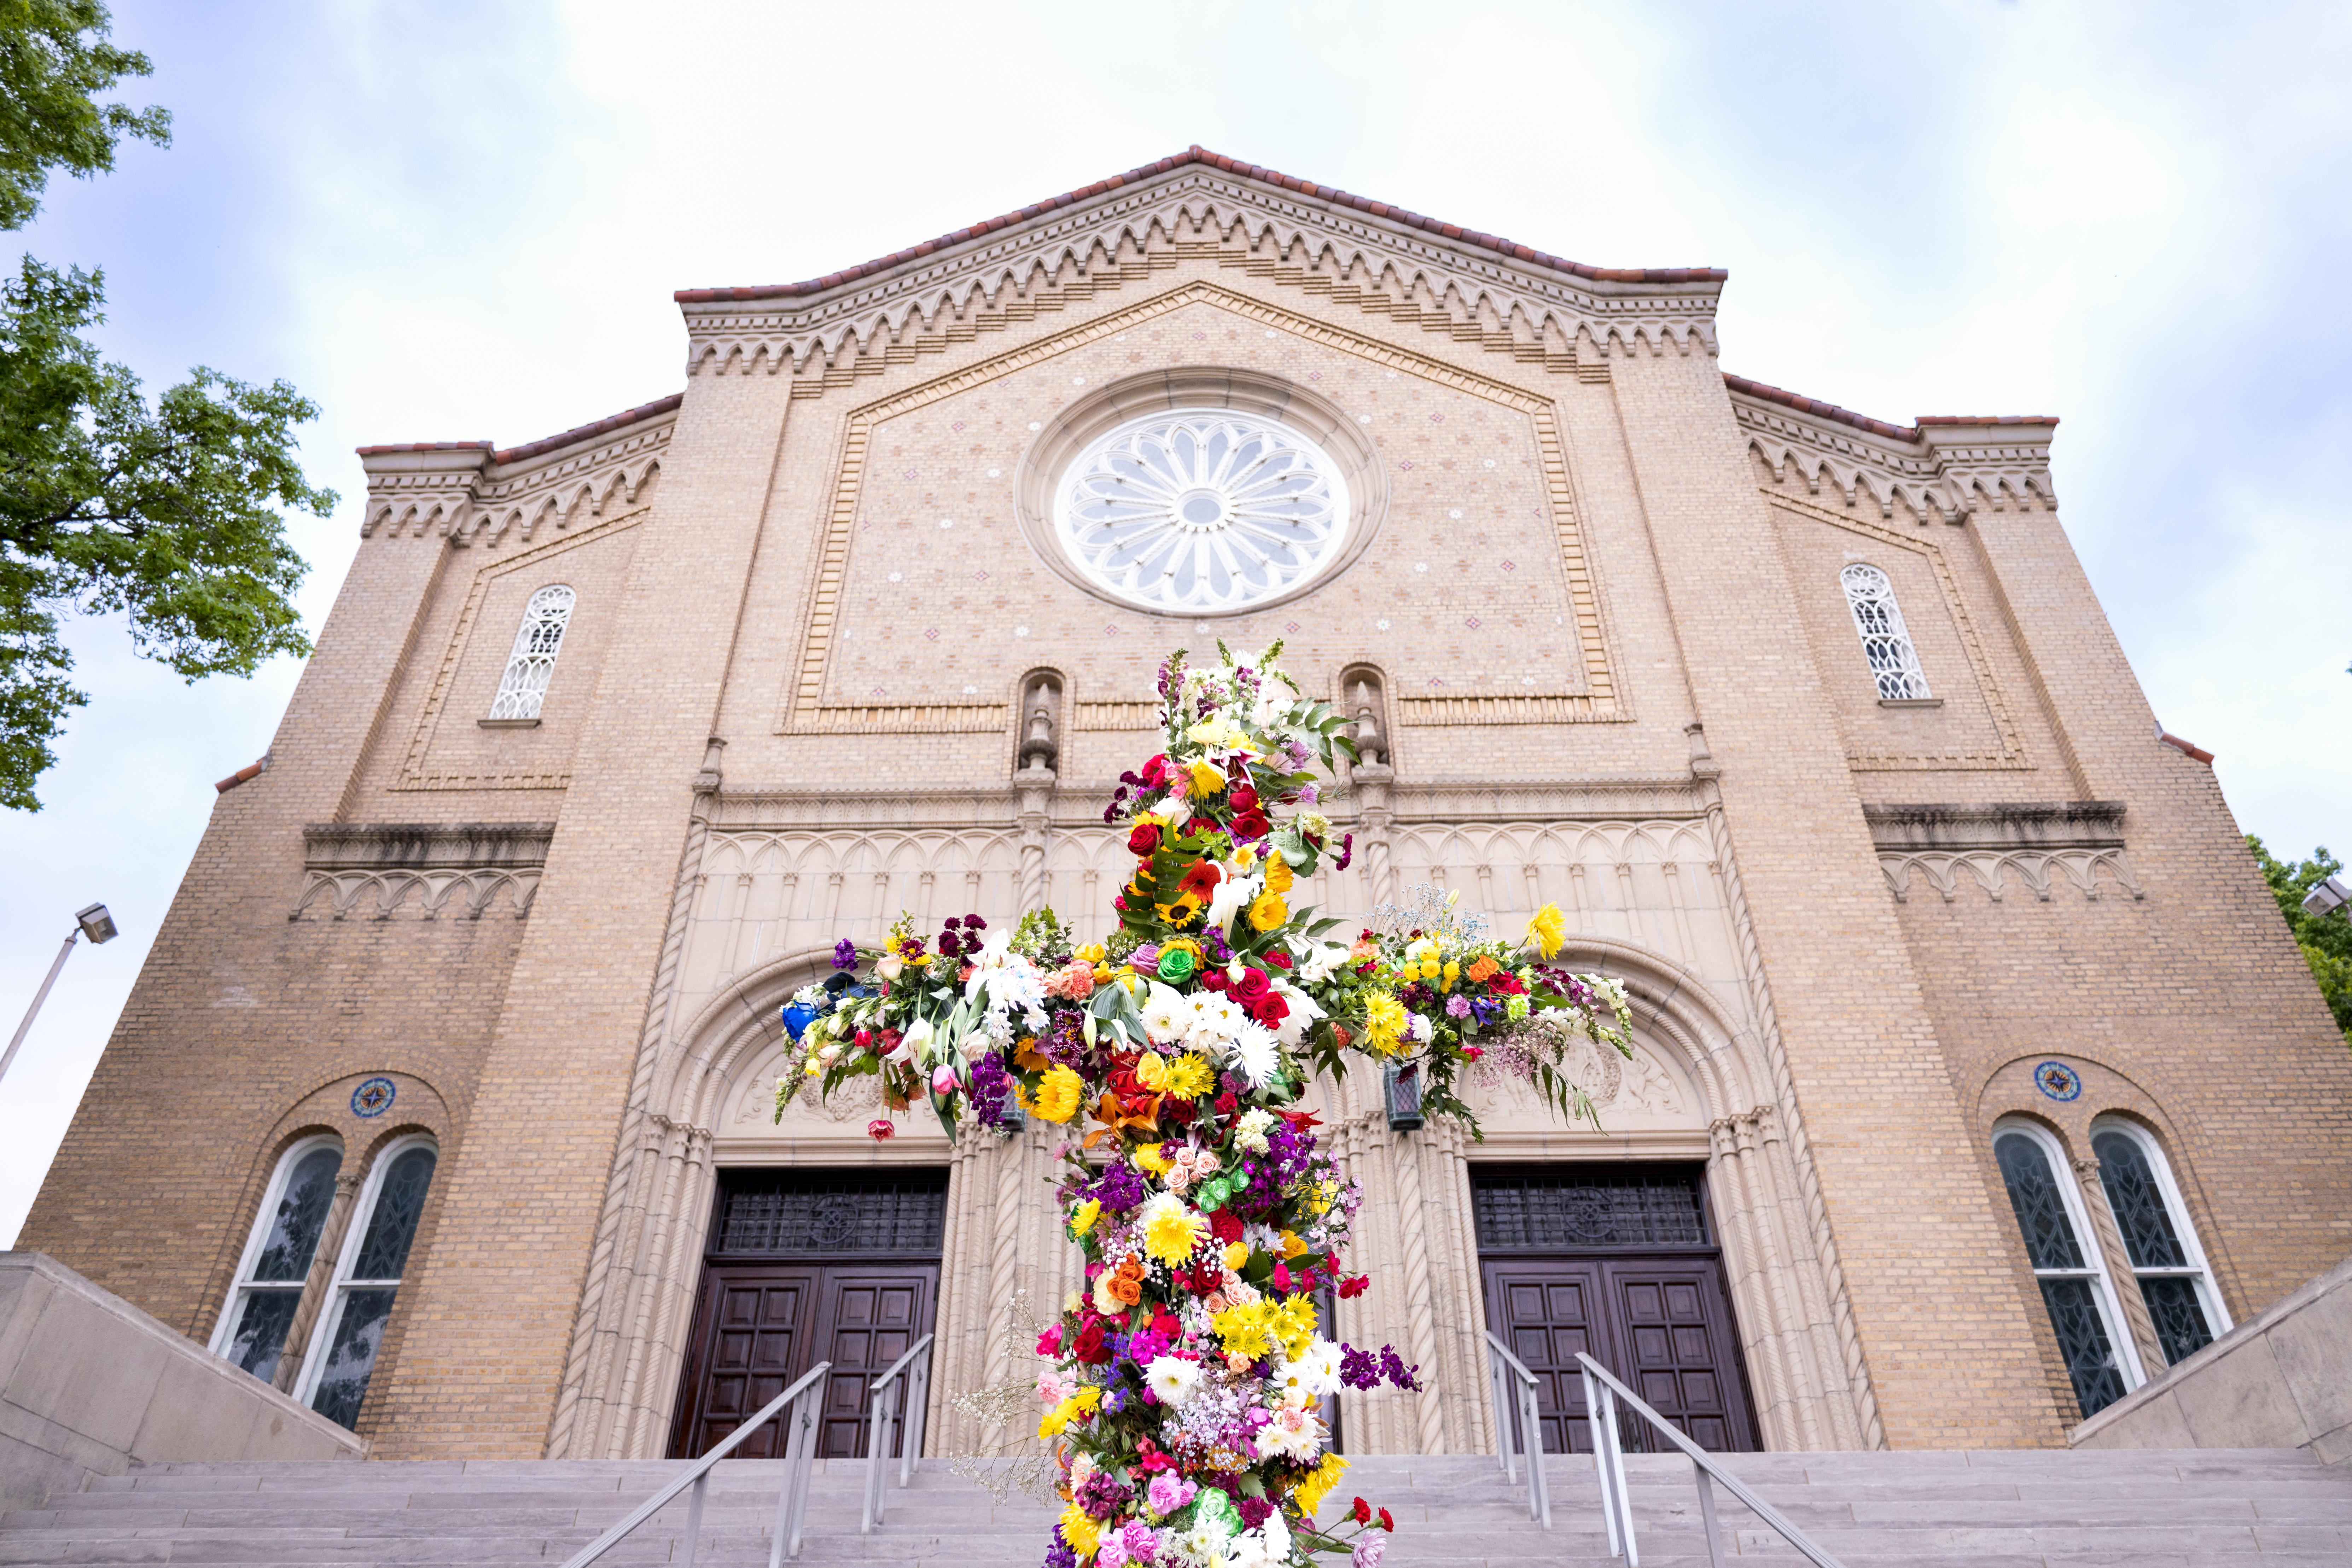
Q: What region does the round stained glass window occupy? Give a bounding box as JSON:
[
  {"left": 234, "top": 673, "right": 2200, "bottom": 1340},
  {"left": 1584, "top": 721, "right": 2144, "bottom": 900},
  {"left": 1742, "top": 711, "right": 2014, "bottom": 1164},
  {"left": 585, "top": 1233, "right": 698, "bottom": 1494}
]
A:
[{"left": 1054, "top": 409, "right": 1352, "bottom": 613}]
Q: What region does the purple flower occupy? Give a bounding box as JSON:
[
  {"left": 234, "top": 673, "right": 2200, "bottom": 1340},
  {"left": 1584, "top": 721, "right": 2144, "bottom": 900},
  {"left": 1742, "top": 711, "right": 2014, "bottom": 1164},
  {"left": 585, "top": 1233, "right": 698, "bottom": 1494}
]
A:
[
  {"left": 966, "top": 914, "right": 987, "bottom": 930},
  {"left": 1078, "top": 1469, "right": 1132, "bottom": 1515},
  {"left": 1088, "top": 1161, "right": 1147, "bottom": 1213},
  {"left": 1334, "top": 833, "right": 1354, "bottom": 872},
  {"left": 1380, "top": 1345, "right": 1422, "bottom": 1391},
  {"left": 832, "top": 938, "right": 858, "bottom": 970},
  {"left": 1445, "top": 993, "right": 1472, "bottom": 1019},
  {"left": 1237, "top": 1496, "right": 1274, "bottom": 1530},
  {"left": 969, "top": 1052, "right": 1011, "bottom": 1129},
  {"left": 1044, "top": 1531, "right": 1078, "bottom": 1568},
  {"left": 1354, "top": 1537, "right": 1387, "bottom": 1568},
  {"left": 1339, "top": 1345, "right": 1382, "bottom": 1391}
]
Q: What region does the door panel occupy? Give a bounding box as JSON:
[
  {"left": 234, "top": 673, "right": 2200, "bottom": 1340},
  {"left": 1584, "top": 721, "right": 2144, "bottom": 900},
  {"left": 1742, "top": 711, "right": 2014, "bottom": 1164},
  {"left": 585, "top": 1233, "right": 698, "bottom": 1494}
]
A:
[
  {"left": 671, "top": 1262, "right": 937, "bottom": 1459},
  {"left": 1483, "top": 1260, "right": 1608, "bottom": 1453},
  {"left": 1605, "top": 1261, "right": 1744, "bottom": 1451}
]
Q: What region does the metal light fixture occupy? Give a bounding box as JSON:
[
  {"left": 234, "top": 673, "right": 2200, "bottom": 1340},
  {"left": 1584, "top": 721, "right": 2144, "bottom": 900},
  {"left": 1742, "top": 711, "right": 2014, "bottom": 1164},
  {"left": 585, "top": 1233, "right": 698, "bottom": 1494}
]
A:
[
  {"left": 2303, "top": 876, "right": 2350, "bottom": 921},
  {"left": 4, "top": 902, "right": 122, "bottom": 1088},
  {"left": 1384, "top": 1059, "right": 1425, "bottom": 1132}
]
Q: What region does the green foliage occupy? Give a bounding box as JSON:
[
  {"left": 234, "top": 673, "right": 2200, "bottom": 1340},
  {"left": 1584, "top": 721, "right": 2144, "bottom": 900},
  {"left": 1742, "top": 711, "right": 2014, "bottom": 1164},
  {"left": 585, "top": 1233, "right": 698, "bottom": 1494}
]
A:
[
  {"left": 0, "top": 4, "right": 327, "bottom": 810},
  {"left": 0, "top": 0, "right": 169, "bottom": 231},
  {"left": 2247, "top": 836, "right": 2352, "bottom": 1045}
]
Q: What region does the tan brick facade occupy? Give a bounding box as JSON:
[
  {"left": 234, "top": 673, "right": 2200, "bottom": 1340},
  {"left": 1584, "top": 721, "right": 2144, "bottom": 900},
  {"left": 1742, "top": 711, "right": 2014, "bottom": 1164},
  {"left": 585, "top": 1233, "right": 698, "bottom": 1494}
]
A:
[{"left": 24, "top": 151, "right": 2350, "bottom": 1461}]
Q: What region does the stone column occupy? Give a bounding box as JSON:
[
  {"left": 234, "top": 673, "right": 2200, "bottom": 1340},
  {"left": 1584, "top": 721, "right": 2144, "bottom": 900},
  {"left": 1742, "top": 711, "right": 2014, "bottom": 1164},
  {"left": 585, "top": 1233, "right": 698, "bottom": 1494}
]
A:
[
  {"left": 2073, "top": 1154, "right": 2165, "bottom": 1376},
  {"left": 271, "top": 1170, "right": 366, "bottom": 1396}
]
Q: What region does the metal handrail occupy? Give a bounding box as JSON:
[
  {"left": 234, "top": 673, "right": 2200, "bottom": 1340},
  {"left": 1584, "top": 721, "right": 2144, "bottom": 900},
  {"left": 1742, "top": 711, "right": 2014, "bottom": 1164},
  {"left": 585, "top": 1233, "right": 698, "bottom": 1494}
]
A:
[
  {"left": 1482, "top": 1332, "right": 1551, "bottom": 1526},
  {"left": 1575, "top": 1353, "right": 1846, "bottom": 1568},
  {"left": 560, "top": 1360, "right": 831, "bottom": 1568},
  {"left": 860, "top": 1333, "right": 935, "bottom": 1533}
]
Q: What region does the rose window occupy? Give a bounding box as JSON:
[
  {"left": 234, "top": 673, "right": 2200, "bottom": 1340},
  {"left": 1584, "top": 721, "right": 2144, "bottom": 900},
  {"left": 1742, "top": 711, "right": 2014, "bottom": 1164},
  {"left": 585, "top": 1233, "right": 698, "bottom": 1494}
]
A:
[{"left": 1054, "top": 409, "right": 1352, "bottom": 613}]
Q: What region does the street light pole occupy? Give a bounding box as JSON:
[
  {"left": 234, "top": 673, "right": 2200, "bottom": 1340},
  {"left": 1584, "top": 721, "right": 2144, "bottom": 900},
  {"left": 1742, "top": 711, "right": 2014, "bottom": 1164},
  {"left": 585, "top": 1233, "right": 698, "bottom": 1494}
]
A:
[{"left": 1, "top": 904, "right": 119, "bottom": 1090}]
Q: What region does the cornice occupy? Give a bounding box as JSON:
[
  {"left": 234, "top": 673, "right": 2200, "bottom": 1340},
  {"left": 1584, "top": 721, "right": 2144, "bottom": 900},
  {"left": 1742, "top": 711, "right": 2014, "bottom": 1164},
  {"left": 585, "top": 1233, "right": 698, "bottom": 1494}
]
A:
[
  {"left": 358, "top": 399, "right": 679, "bottom": 544},
  {"left": 675, "top": 164, "right": 1724, "bottom": 386},
  {"left": 1728, "top": 377, "right": 2059, "bottom": 523}
]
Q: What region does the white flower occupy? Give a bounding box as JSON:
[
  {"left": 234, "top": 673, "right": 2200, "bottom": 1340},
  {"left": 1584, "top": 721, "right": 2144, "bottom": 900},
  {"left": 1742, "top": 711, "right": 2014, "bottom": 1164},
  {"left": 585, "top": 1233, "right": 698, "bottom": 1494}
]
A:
[
  {"left": 1226, "top": 1020, "right": 1281, "bottom": 1091},
  {"left": 875, "top": 953, "right": 904, "bottom": 981},
  {"left": 1189, "top": 992, "right": 1245, "bottom": 1049},
  {"left": 965, "top": 933, "right": 1048, "bottom": 1028},
  {"left": 892, "top": 1018, "right": 928, "bottom": 1064},
  {"left": 1282, "top": 1339, "right": 1343, "bottom": 1399},
  {"left": 1142, "top": 981, "right": 1194, "bottom": 1046},
  {"left": 1180, "top": 1523, "right": 1231, "bottom": 1567},
  {"left": 1206, "top": 871, "right": 1262, "bottom": 937},
  {"left": 1234, "top": 1108, "right": 1277, "bottom": 1153},
  {"left": 1294, "top": 942, "right": 1351, "bottom": 984},
  {"left": 1145, "top": 1355, "right": 1202, "bottom": 1406},
  {"left": 1407, "top": 1010, "right": 1434, "bottom": 1044},
  {"left": 1229, "top": 1508, "right": 1296, "bottom": 1567},
  {"left": 1272, "top": 978, "right": 1323, "bottom": 1045}
]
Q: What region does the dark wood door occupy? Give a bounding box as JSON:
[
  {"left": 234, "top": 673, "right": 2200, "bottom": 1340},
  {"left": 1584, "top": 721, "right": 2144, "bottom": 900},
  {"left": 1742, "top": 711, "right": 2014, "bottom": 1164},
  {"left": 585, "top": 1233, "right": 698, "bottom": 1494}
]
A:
[
  {"left": 673, "top": 1261, "right": 937, "bottom": 1459},
  {"left": 1474, "top": 1166, "right": 1759, "bottom": 1454}
]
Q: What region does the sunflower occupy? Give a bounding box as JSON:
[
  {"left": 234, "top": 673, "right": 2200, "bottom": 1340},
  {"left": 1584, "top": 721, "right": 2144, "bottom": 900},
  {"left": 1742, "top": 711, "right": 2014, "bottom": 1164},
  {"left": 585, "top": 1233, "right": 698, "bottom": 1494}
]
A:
[
  {"left": 1029, "top": 1065, "right": 1085, "bottom": 1123},
  {"left": 1247, "top": 890, "right": 1289, "bottom": 932}
]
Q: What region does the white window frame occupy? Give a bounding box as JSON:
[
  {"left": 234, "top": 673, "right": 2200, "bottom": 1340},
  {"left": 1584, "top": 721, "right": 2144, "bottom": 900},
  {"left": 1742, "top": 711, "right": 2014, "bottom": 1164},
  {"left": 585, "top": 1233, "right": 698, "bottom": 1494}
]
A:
[
  {"left": 293, "top": 1133, "right": 437, "bottom": 1415},
  {"left": 1840, "top": 562, "right": 1932, "bottom": 700},
  {"left": 2089, "top": 1116, "right": 2232, "bottom": 1356},
  {"left": 209, "top": 1134, "right": 343, "bottom": 1375},
  {"left": 1992, "top": 1117, "right": 2146, "bottom": 1393},
  {"left": 486, "top": 584, "right": 576, "bottom": 721}
]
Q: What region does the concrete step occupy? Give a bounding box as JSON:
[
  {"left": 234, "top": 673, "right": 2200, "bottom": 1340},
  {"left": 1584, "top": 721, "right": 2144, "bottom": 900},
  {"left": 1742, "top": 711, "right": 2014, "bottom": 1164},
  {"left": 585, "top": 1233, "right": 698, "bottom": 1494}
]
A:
[{"left": 0, "top": 1450, "right": 2344, "bottom": 1566}]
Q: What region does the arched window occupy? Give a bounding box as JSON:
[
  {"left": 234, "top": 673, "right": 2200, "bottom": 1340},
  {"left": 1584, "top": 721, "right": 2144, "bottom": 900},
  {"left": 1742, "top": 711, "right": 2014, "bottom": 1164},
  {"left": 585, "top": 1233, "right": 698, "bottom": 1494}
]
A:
[
  {"left": 210, "top": 1136, "right": 342, "bottom": 1382},
  {"left": 296, "top": 1137, "right": 437, "bottom": 1429},
  {"left": 1840, "top": 564, "right": 1931, "bottom": 700},
  {"left": 1992, "top": 1121, "right": 2141, "bottom": 1418},
  {"left": 487, "top": 584, "right": 576, "bottom": 721},
  {"left": 2091, "top": 1120, "right": 2230, "bottom": 1367}
]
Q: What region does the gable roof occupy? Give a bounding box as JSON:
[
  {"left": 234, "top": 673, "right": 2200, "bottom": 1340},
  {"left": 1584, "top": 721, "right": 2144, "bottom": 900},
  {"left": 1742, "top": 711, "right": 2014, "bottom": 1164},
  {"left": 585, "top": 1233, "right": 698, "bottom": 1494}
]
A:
[{"left": 675, "top": 145, "right": 1724, "bottom": 305}]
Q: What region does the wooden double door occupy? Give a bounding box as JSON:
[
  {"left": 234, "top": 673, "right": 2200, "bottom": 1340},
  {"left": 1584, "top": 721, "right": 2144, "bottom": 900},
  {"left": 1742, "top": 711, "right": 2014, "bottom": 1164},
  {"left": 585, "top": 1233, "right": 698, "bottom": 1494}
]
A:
[
  {"left": 1474, "top": 1166, "right": 1759, "bottom": 1454},
  {"left": 668, "top": 1171, "right": 946, "bottom": 1461}
]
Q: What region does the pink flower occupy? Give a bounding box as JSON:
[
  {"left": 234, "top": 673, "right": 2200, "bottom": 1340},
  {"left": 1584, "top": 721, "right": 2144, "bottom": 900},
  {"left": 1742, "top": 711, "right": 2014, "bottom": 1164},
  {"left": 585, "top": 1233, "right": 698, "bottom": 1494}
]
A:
[
  {"left": 931, "top": 1063, "right": 960, "bottom": 1095},
  {"left": 867, "top": 1119, "right": 895, "bottom": 1141},
  {"left": 1353, "top": 1536, "right": 1386, "bottom": 1568},
  {"left": 1098, "top": 1535, "right": 1129, "bottom": 1568},
  {"left": 1147, "top": 1473, "right": 1196, "bottom": 1514}
]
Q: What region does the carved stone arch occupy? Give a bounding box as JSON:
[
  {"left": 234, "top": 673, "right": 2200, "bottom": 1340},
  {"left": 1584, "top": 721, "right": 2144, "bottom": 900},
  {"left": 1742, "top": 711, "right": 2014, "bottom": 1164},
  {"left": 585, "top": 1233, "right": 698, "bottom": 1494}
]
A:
[{"left": 627, "top": 460, "right": 660, "bottom": 505}]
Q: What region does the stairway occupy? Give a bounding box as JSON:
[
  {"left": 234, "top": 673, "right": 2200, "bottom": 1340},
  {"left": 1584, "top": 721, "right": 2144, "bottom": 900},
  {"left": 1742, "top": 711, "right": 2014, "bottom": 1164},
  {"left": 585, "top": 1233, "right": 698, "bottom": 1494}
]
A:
[{"left": 0, "top": 1447, "right": 2344, "bottom": 1565}]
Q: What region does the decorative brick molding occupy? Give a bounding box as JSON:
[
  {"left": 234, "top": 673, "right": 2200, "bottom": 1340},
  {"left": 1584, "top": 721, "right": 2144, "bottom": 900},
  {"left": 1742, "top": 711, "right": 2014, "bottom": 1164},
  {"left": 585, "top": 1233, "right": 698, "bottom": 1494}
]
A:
[
  {"left": 1730, "top": 378, "right": 2057, "bottom": 526},
  {"left": 293, "top": 820, "right": 554, "bottom": 920},
  {"left": 1869, "top": 800, "right": 2142, "bottom": 904}
]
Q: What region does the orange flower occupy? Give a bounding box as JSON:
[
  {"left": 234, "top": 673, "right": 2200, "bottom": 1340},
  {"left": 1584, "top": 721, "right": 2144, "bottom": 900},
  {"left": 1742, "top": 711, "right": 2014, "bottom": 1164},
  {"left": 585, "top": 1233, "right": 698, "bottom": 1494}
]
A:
[
  {"left": 1107, "top": 1259, "right": 1145, "bottom": 1306},
  {"left": 1466, "top": 955, "right": 1499, "bottom": 984}
]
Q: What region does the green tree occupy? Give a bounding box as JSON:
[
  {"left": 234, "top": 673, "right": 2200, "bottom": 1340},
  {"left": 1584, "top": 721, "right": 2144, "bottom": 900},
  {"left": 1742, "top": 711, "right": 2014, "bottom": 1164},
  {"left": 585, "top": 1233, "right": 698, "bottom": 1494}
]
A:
[
  {"left": 1, "top": 1, "right": 330, "bottom": 810},
  {"left": 2246, "top": 836, "right": 2352, "bottom": 1046}
]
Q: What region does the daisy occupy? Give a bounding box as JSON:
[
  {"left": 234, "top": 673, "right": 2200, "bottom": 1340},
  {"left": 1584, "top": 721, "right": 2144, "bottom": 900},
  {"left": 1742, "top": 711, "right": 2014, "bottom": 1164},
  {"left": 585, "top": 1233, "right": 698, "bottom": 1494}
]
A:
[{"left": 1145, "top": 1354, "right": 1202, "bottom": 1406}]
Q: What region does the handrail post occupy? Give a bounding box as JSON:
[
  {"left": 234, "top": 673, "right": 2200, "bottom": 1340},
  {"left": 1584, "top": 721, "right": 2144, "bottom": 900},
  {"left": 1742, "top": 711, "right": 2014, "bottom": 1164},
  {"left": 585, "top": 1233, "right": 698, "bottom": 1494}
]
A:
[
  {"left": 1523, "top": 1375, "right": 1550, "bottom": 1528},
  {"left": 770, "top": 1381, "right": 820, "bottom": 1567},
  {"left": 862, "top": 1381, "right": 887, "bottom": 1533},
  {"left": 900, "top": 1343, "right": 930, "bottom": 1489},
  {"left": 1490, "top": 1345, "right": 1516, "bottom": 1483},
  {"left": 1597, "top": 1378, "right": 1637, "bottom": 1565},
  {"left": 681, "top": 1471, "right": 707, "bottom": 1568},
  {"left": 1693, "top": 1460, "right": 1726, "bottom": 1568},
  {"left": 1583, "top": 1365, "right": 1619, "bottom": 1562}
]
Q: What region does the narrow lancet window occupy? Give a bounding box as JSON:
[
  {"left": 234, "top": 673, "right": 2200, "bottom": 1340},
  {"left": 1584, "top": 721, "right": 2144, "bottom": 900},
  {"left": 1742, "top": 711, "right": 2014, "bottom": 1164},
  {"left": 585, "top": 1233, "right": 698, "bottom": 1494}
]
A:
[
  {"left": 212, "top": 1137, "right": 342, "bottom": 1383},
  {"left": 487, "top": 584, "right": 576, "bottom": 720},
  {"left": 1994, "top": 1123, "right": 2139, "bottom": 1417},
  {"left": 2092, "top": 1121, "right": 2229, "bottom": 1367},
  {"left": 299, "top": 1138, "right": 436, "bottom": 1429},
  {"left": 1840, "top": 563, "right": 1931, "bottom": 699}
]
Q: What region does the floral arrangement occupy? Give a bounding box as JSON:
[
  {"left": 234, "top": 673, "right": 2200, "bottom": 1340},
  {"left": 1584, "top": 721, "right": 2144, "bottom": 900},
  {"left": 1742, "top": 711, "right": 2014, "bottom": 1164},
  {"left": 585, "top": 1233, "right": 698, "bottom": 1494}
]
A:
[{"left": 775, "top": 642, "right": 1631, "bottom": 1568}]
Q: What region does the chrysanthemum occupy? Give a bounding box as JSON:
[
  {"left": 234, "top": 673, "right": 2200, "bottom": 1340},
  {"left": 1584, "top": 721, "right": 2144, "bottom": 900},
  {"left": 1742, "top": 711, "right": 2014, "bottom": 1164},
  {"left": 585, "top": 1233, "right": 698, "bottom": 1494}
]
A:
[
  {"left": 1360, "top": 991, "right": 1407, "bottom": 1055},
  {"left": 1525, "top": 900, "right": 1567, "bottom": 959},
  {"left": 1226, "top": 1020, "right": 1280, "bottom": 1090},
  {"left": 1141, "top": 982, "right": 1193, "bottom": 1047},
  {"left": 1139, "top": 1191, "right": 1208, "bottom": 1264},
  {"left": 1145, "top": 1354, "right": 1202, "bottom": 1406}
]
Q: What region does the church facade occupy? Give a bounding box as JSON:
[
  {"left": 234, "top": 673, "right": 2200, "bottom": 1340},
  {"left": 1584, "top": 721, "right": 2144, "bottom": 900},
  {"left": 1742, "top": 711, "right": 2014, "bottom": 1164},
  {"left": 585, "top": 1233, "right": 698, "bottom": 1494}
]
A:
[{"left": 23, "top": 148, "right": 2350, "bottom": 1463}]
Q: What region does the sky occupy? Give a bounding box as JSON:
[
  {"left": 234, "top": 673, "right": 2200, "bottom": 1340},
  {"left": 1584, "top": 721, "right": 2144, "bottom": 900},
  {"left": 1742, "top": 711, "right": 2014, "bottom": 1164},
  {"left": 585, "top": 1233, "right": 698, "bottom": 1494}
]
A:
[{"left": 2, "top": 0, "right": 2347, "bottom": 1245}]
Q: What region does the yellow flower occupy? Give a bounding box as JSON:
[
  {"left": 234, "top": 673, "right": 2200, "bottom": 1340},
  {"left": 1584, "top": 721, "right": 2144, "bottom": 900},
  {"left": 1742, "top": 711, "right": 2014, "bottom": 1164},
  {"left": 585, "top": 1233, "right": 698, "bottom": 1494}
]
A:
[
  {"left": 1274, "top": 1295, "right": 1319, "bottom": 1360},
  {"left": 1419, "top": 957, "right": 1440, "bottom": 980},
  {"left": 1278, "top": 1229, "right": 1309, "bottom": 1259},
  {"left": 1264, "top": 857, "right": 1294, "bottom": 895},
  {"left": 1031, "top": 1065, "right": 1084, "bottom": 1123},
  {"left": 1211, "top": 1300, "right": 1278, "bottom": 1361},
  {"left": 1293, "top": 1452, "right": 1349, "bottom": 1517},
  {"left": 1224, "top": 1241, "right": 1251, "bottom": 1271},
  {"left": 1070, "top": 1199, "right": 1102, "bottom": 1237},
  {"left": 1136, "top": 1054, "right": 1171, "bottom": 1094},
  {"left": 1248, "top": 890, "right": 1288, "bottom": 932},
  {"left": 1361, "top": 991, "right": 1407, "bottom": 1055},
  {"left": 1442, "top": 959, "right": 1460, "bottom": 992},
  {"left": 1058, "top": 1506, "right": 1101, "bottom": 1560},
  {"left": 1525, "top": 901, "right": 1567, "bottom": 959},
  {"left": 1233, "top": 843, "right": 1259, "bottom": 869},
  {"left": 1075, "top": 943, "right": 1107, "bottom": 964},
  {"left": 1155, "top": 893, "right": 1204, "bottom": 927},
  {"left": 1131, "top": 1138, "right": 1173, "bottom": 1174},
  {"left": 1186, "top": 760, "right": 1227, "bottom": 798},
  {"left": 1141, "top": 1194, "right": 1208, "bottom": 1264},
  {"left": 1165, "top": 1053, "right": 1215, "bottom": 1098}
]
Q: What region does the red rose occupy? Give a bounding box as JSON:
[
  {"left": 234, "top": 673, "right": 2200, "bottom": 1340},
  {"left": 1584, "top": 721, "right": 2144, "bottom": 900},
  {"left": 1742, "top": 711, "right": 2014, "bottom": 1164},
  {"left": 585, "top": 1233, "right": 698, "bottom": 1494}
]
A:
[
  {"left": 1210, "top": 1209, "right": 1245, "bottom": 1245},
  {"left": 1128, "top": 822, "right": 1163, "bottom": 856},
  {"left": 1139, "top": 754, "right": 1174, "bottom": 788},
  {"left": 1230, "top": 967, "right": 1271, "bottom": 1004},
  {"left": 1185, "top": 815, "right": 1221, "bottom": 838},
  {"left": 1074, "top": 1318, "right": 1112, "bottom": 1364},
  {"left": 1230, "top": 786, "right": 1259, "bottom": 812},
  {"left": 1265, "top": 950, "right": 1293, "bottom": 971},
  {"left": 1232, "top": 810, "right": 1270, "bottom": 840},
  {"left": 1201, "top": 967, "right": 1230, "bottom": 992},
  {"left": 1248, "top": 992, "right": 1288, "bottom": 1029},
  {"left": 1489, "top": 971, "right": 1526, "bottom": 995}
]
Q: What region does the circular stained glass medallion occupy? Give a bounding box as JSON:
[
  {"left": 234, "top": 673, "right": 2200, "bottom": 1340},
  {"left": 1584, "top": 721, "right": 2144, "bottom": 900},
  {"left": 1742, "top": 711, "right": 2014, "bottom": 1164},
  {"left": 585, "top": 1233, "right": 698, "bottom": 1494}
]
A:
[
  {"left": 351, "top": 1076, "right": 397, "bottom": 1118},
  {"left": 2033, "top": 1060, "right": 2082, "bottom": 1102},
  {"left": 1054, "top": 409, "right": 1351, "bottom": 613}
]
